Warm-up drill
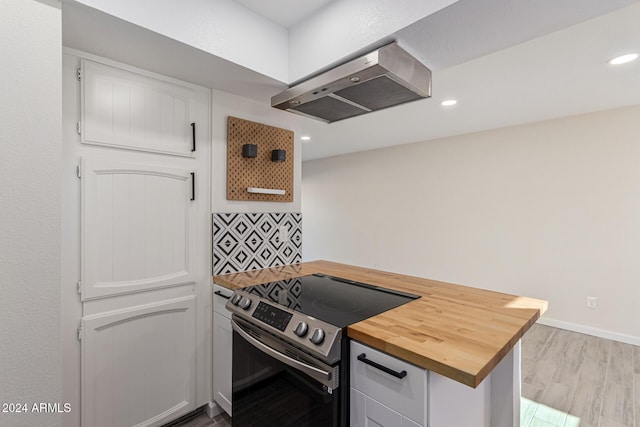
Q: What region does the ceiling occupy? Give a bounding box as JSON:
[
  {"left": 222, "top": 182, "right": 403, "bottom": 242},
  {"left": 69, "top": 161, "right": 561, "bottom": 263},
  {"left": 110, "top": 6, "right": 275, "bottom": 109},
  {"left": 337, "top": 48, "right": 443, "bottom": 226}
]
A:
[
  {"left": 299, "top": 0, "right": 640, "bottom": 160},
  {"left": 232, "top": 0, "right": 335, "bottom": 29},
  {"left": 62, "top": 0, "right": 640, "bottom": 161}
]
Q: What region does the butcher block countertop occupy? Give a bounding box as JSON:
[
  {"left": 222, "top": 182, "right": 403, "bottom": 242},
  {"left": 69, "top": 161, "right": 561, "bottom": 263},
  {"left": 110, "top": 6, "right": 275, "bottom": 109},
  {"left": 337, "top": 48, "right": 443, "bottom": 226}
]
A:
[{"left": 213, "top": 260, "right": 548, "bottom": 388}]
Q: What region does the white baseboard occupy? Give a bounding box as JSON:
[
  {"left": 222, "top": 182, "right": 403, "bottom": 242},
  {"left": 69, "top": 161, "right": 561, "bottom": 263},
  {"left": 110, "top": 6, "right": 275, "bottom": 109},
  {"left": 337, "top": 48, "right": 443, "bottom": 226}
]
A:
[
  {"left": 206, "top": 401, "right": 223, "bottom": 418},
  {"left": 537, "top": 317, "right": 640, "bottom": 346}
]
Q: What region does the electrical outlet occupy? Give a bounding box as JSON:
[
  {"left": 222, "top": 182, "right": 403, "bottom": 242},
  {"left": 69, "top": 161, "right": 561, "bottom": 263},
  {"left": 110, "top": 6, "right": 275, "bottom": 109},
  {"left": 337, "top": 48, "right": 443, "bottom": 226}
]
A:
[
  {"left": 278, "top": 225, "right": 289, "bottom": 242},
  {"left": 586, "top": 296, "right": 598, "bottom": 309}
]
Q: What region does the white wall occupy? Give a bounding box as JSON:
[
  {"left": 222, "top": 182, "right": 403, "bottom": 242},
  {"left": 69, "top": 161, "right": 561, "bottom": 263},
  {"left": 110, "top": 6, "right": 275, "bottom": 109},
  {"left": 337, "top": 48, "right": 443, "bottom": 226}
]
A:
[
  {"left": 69, "top": 0, "right": 459, "bottom": 84},
  {"left": 302, "top": 105, "right": 640, "bottom": 343},
  {"left": 287, "top": 0, "right": 457, "bottom": 82},
  {"left": 0, "top": 1, "right": 63, "bottom": 426},
  {"left": 72, "top": 0, "right": 289, "bottom": 82},
  {"left": 211, "top": 89, "right": 304, "bottom": 213}
]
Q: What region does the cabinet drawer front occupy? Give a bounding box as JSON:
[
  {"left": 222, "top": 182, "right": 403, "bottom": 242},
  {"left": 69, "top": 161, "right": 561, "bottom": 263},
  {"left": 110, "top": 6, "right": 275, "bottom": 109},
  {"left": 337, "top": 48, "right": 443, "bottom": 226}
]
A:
[{"left": 351, "top": 341, "right": 427, "bottom": 425}]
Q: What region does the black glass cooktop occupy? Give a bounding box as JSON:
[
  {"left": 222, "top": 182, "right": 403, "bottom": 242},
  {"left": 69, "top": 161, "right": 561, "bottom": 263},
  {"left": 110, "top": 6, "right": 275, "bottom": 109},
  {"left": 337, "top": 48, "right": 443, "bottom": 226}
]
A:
[{"left": 245, "top": 273, "right": 420, "bottom": 328}]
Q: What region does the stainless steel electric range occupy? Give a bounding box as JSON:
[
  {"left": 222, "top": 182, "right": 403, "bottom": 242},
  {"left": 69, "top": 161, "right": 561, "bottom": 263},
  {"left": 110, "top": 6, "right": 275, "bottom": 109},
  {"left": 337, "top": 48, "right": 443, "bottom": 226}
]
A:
[{"left": 225, "top": 273, "right": 420, "bottom": 427}]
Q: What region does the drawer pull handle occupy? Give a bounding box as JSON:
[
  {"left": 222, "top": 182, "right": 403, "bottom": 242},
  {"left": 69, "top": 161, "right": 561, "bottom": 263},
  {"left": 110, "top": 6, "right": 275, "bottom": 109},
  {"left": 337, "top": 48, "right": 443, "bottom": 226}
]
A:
[
  {"left": 357, "top": 353, "right": 407, "bottom": 379},
  {"left": 191, "top": 122, "right": 196, "bottom": 152},
  {"left": 190, "top": 172, "right": 196, "bottom": 201},
  {"left": 214, "top": 290, "right": 231, "bottom": 300}
]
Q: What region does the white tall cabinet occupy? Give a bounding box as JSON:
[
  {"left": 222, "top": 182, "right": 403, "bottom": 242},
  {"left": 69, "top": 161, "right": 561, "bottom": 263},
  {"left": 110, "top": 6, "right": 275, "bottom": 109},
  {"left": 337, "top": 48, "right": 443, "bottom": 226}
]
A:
[{"left": 62, "top": 50, "right": 211, "bottom": 427}]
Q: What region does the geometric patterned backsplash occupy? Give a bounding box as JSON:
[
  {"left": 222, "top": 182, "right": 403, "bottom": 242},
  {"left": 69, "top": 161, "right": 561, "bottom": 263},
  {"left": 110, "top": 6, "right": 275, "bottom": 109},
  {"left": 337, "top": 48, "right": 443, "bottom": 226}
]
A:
[
  {"left": 245, "top": 277, "right": 303, "bottom": 311},
  {"left": 212, "top": 212, "right": 302, "bottom": 276}
]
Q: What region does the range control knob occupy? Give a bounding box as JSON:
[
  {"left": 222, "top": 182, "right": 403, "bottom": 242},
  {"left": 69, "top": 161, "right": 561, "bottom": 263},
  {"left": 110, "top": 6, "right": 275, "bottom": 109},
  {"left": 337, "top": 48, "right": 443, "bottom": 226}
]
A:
[
  {"left": 230, "top": 293, "right": 242, "bottom": 306},
  {"left": 293, "top": 321, "right": 308, "bottom": 337},
  {"left": 238, "top": 297, "right": 252, "bottom": 310},
  {"left": 309, "top": 328, "right": 325, "bottom": 345}
]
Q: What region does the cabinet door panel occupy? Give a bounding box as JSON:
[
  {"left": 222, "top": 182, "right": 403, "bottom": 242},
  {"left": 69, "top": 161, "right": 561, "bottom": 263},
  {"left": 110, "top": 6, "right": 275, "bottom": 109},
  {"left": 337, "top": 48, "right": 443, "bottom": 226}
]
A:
[
  {"left": 350, "top": 388, "right": 366, "bottom": 427},
  {"left": 402, "top": 416, "right": 421, "bottom": 427},
  {"left": 81, "top": 59, "right": 199, "bottom": 156},
  {"left": 366, "top": 395, "right": 403, "bottom": 427},
  {"left": 81, "top": 158, "right": 195, "bottom": 300},
  {"left": 213, "top": 311, "right": 232, "bottom": 415},
  {"left": 351, "top": 387, "right": 406, "bottom": 427},
  {"left": 81, "top": 296, "right": 196, "bottom": 427}
]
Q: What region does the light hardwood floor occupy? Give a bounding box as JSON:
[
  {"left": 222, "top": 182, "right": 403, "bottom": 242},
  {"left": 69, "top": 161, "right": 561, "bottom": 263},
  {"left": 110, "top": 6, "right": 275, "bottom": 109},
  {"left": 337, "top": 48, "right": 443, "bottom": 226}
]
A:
[
  {"left": 173, "top": 324, "right": 639, "bottom": 427},
  {"left": 521, "top": 324, "right": 639, "bottom": 427}
]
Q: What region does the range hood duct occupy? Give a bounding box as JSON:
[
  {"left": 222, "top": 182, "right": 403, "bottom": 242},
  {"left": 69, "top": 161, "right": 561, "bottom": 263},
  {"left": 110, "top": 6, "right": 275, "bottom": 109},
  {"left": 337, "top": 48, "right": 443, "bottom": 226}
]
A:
[{"left": 271, "top": 42, "right": 431, "bottom": 123}]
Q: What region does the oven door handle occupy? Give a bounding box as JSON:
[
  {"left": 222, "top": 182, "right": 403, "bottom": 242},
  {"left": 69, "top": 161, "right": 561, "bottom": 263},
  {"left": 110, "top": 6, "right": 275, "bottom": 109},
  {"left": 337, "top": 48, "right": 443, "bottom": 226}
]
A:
[{"left": 231, "top": 319, "right": 333, "bottom": 383}]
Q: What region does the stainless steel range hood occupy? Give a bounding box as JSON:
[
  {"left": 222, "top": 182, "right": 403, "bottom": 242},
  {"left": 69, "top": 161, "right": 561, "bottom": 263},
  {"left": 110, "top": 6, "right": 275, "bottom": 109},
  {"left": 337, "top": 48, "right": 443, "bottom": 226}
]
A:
[{"left": 271, "top": 42, "right": 431, "bottom": 123}]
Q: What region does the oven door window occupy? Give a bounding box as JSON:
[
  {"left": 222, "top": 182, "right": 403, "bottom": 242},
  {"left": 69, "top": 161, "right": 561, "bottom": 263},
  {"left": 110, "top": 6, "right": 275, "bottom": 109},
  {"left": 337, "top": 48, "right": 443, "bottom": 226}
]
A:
[{"left": 232, "top": 330, "right": 339, "bottom": 427}]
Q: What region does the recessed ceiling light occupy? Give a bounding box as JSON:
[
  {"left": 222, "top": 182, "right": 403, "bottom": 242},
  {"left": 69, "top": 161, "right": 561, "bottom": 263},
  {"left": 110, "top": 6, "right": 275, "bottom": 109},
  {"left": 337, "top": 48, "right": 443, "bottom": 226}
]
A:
[
  {"left": 609, "top": 53, "right": 638, "bottom": 65},
  {"left": 301, "top": 136, "right": 311, "bottom": 141},
  {"left": 440, "top": 99, "right": 457, "bottom": 107}
]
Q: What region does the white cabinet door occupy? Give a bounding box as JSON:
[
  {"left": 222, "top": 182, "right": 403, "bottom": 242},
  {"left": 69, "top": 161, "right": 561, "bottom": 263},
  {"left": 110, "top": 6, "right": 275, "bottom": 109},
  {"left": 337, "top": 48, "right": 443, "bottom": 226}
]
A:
[
  {"left": 81, "top": 296, "right": 196, "bottom": 427},
  {"left": 352, "top": 388, "right": 423, "bottom": 427},
  {"left": 351, "top": 388, "right": 404, "bottom": 427},
  {"left": 212, "top": 311, "right": 232, "bottom": 415},
  {"left": 402, "top": 417, "right": 421, "bottom": 427},
  {"left": 80, "top": 158, "right": 196, "bottom": 300},
  {"left": 81, "top": 59, "right": 202, "bottom": 156}
]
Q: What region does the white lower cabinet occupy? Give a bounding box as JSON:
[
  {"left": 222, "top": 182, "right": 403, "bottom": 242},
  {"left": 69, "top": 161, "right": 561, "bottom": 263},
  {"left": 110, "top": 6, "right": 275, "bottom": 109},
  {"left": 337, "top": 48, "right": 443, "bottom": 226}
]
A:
[
  {"left": 350, "top": 341, "right": 428, "bottom": 427},
  {"left": 212, "top": 285, "right": 233, "bottom": 415},
  {"left": 351, "top": 340, "right": 520, "bottom": 427}
]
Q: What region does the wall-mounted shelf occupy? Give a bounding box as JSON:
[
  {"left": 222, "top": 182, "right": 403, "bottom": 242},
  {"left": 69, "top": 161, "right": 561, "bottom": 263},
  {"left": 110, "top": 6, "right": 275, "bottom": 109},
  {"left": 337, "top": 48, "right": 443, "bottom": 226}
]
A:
[{"left": 247, "top": 187, "right": 286, "bottom": 195}]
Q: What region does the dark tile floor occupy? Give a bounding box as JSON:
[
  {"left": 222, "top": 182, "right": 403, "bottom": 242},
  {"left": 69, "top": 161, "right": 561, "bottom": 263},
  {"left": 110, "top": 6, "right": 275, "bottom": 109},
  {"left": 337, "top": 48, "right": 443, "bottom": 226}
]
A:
[{"left": 170, "top": 410, "right": 230, "bottom": 427}]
